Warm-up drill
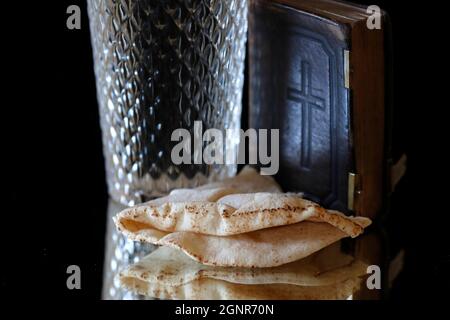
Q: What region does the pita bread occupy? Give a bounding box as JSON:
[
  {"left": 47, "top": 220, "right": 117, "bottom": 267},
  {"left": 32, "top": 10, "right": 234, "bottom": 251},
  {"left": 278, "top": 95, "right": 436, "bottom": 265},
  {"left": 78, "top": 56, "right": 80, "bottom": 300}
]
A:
[
  {"left": 155, "top": 218, "right": 370, "bottom": 268},
  {"left": 114, "top": 167, "right": 371, "bottom": 268},
  {"left": 114, "top": 167, "right": 286, "bottom": 239},
  {"left": 115, "top": 192, "right": 369, "bottom": 242},
  {"left": 119, "top": 245, "right": 366, "bottom": 300},
  {"left": 194, "top": 166, "right": 282, "bottom": 194},
  {"left": 142, "top": 166, "right": 282, "bottom": 206},
  {"left": 120, "top": 244, "right": 367, "bottom": 287}
]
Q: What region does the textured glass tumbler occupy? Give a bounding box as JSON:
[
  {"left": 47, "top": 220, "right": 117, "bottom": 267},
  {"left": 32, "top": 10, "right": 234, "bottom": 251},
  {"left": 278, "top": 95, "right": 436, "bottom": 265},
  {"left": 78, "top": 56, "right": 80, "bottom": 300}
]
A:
[{"left": 88, "top": 0, "right": 247, "bottom": 206}]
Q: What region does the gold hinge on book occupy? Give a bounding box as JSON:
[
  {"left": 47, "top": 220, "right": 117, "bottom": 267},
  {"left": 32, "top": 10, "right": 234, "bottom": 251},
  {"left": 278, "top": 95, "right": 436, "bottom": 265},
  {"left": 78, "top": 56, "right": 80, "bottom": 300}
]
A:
[
  {"left": 348, "top": 172, "right": 360, "bottom": 211},
  {"left": 344, "top": 50, "right": 350, "bottom": 89}
]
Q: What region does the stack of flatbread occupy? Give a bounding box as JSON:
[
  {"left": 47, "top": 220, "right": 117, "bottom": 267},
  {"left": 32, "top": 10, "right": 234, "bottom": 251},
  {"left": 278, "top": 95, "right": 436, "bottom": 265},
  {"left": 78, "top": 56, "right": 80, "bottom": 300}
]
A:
[
  {"left": 114, "top": 166, "right": 371, "bottom": 299},
  {"left": 114, "top": 166, "right": 371, "bottom": 268}
]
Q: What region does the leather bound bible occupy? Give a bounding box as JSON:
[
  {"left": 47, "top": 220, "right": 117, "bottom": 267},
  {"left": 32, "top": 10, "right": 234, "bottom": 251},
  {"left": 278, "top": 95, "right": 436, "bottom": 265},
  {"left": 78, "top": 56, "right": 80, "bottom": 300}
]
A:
[{"left": 249, "top": 0, "right": 403, "bottom": 218}]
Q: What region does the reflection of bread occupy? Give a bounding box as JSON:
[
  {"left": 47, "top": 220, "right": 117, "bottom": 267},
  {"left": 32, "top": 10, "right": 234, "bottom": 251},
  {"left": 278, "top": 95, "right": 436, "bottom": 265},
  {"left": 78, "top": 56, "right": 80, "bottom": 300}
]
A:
[
  {"left": 120, "top": 245, "right": 367, "bottom": 300},
  {"left": 122, "top": 277, "right": 362, "bottom": 300}
]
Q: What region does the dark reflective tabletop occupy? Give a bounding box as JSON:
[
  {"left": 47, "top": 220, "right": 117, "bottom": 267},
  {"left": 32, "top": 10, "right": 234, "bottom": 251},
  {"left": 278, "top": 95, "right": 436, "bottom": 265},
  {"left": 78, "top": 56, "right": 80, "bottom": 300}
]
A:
[{"left": 102, "top": 199, "right": 402, "bottom": 300}]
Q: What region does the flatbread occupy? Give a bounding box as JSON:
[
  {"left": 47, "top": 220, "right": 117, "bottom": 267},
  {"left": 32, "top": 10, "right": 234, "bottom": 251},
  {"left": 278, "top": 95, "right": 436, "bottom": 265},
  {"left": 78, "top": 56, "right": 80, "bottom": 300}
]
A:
[
  {"left": 114, "top": 167, "right": 371, "bottom": 268},
  {"left": 114, "top": 167, "right": 287, "bottom": 239},
  {"left": 155, "top": 218, "right": 371, "bottom": 268},
  {"left": 115, "top": 192, "right": 369, "bottom": 241},
  {"left": 137, "top": 166, "right": 282, "bottom": 206},
  {"left": 194, "top": 166, "right": 282, "bottom": 194}
]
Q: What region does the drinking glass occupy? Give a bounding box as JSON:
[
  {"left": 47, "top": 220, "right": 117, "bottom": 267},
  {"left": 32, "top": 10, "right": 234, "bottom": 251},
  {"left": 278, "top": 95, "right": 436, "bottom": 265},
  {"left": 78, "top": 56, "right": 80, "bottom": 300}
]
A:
[{"left": 88, "top": 0, "right": 247, "bottom": 205}]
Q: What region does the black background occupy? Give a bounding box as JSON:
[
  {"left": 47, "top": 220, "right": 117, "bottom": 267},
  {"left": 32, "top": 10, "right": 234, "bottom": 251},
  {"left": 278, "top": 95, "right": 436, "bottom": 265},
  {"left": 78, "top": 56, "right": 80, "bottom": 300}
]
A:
[{"left": 2, "top": 0, "right": 449, "bottom": 303}]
